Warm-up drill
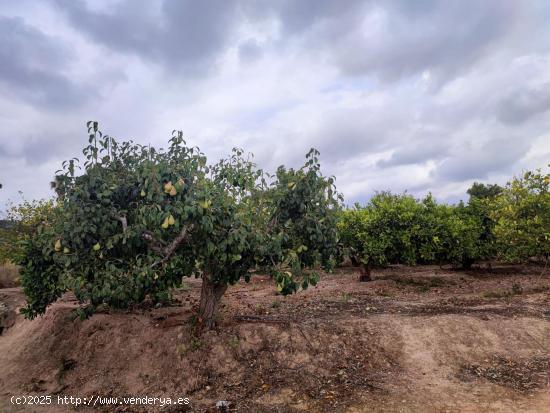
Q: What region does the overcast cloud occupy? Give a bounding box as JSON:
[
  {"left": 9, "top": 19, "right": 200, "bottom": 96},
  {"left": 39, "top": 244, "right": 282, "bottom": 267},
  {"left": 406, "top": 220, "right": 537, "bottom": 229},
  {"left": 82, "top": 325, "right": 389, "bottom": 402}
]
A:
[{"left": 1, "top": 0, "right": 550, "bottom": 208}]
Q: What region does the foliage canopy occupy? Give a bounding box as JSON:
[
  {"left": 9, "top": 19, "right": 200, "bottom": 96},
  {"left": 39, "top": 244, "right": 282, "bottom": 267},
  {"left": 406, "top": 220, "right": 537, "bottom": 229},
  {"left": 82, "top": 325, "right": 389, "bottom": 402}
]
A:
[
  {"left": 492, "top": 168, "right": 550, "bottom": 263},
  {"left": 0, "top": 199, "right": 55, "bottom": 265},
  {"left": 17, "top": 123, "right": 341, "bottom": 326},
  {"left": 338, "top": 192, "right": 497, "bottom": 277}
]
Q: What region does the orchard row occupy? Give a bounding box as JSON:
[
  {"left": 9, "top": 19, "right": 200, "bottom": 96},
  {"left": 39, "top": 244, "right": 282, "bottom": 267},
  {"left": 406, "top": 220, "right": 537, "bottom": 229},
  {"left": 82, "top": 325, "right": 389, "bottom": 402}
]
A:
[{"left": 0, "top": 123, "right": 548, "bottom": 326}]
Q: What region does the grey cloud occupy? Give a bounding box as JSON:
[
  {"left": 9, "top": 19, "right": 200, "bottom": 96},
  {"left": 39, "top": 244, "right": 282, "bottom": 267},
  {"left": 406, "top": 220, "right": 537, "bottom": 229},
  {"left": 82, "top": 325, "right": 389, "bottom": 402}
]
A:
[
  {"left": 497, "top": 83, "right": 550, "bottom": 125},
  {"left": 52, "top": 0, "right": 530, "bottom": 86},
  {"left": 329, "top": 1, "right": 521, "bottom": 84},
  {"left": 0, "top": 16, "right": 90, "bottom": 109},
  {"left": 435, "top": 137, "right": 530, "bottom": 182},
  {"left": 238, "top": 39, "right": 262, "bottom": 62},
  {"left": 239, "top": 104, "right": 405, "bottom": 171},
  {"left": 248, "top": 0, "right": 526, "bottom": 86},
  {"left": 24, "top": 134, "right": 83, "bottom": 165},
  {"left": 312, "top": 108, "right": 409, "bottom": 163},
  {"left": 272, "top": 0, "right": 365, "bottom": 34},
  {"left": 377, "top": 139, "right": 449, "bottom": 168},
  {"left": 55, "top": 0, "right": 240, "bottom": 75},
  {"left": 1, "top": 0, "right": 549, "bottom": 206},
  {"left": 0, "top": 129, "right": 84, "bottom": 167}
]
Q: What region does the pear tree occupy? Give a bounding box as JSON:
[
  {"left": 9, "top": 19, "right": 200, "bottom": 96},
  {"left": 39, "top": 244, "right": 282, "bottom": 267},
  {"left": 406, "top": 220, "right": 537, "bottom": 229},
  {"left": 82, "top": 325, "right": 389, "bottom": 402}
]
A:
[{"left": 17, "top": 123, "right": 341, "bottom": 328}]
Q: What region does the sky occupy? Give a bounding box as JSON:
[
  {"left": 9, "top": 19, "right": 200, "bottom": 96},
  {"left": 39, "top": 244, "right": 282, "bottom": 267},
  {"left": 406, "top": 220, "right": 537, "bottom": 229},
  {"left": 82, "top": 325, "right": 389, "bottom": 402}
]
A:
[{"left": 1, "top": 0, "right": 550, "bottom": 209}]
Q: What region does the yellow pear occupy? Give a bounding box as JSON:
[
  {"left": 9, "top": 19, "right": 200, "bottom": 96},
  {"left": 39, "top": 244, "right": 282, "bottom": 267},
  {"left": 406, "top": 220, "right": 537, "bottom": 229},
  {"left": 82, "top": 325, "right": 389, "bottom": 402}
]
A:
[
  {"left": 54, "top": 239, "right": 62, "bottom": 251},
  {"left": 168, "top": 214, "right": 175, "bottom": 226},
  {"left": 161, "top": 217, "right": 170, "bottom": 229},
  {"left": 140, "top": 189, "right": 146, "bottom": 197},
  {"left": 164, "top": 181, "right": 173, "bottom": 193},
  {"left": 169, "top": 186, "right": 177, "bottom": 196}
]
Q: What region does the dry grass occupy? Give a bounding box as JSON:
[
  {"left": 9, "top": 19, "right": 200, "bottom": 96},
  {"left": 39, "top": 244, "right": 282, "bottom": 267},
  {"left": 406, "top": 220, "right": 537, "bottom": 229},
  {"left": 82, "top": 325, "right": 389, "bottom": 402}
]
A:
[{"left": 0, "top": 262, "right": 20, "bottom": 288}]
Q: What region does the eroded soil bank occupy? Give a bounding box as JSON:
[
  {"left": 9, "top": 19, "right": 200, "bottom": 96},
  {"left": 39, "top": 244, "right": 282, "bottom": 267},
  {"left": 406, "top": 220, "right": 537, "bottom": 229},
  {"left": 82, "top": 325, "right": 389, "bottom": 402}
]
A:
[{"left": 1, "top": 264, "right": 549, "bottom": 412}]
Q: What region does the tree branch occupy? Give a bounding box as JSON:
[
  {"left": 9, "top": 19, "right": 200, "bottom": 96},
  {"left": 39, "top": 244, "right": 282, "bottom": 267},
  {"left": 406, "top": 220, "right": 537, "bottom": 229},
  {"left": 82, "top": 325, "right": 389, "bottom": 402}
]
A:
[
  {"left": 267, "top": 215, "right": 278, "bottom": 231},
  {"left": 111, "top": 213, "right": 128, "bottom": 243},
  {"left": 117, "top": 215, "right": 127, "bottom": 233},
  {"left": 142, "top": 225, "right": 193, "bottom": 267},
  {"left": 162, "top": 225, "right": 192, "bottom": 262},
  {"left": 141, "top": 230, "right": 166, "bottom": 253}
]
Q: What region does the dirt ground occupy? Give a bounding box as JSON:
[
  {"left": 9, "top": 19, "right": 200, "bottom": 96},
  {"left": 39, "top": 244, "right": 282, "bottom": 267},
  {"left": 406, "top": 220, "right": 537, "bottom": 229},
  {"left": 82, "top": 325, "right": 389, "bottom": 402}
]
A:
[{"left": 1, "top": 263, "right": 549, "bottom": 413}]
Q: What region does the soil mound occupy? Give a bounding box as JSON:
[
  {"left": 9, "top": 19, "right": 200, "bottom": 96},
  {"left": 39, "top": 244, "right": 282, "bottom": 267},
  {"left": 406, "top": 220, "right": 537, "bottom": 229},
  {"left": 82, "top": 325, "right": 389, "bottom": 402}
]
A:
[{"left": 1, "top": 265, "right": 549, "bottom": 412}]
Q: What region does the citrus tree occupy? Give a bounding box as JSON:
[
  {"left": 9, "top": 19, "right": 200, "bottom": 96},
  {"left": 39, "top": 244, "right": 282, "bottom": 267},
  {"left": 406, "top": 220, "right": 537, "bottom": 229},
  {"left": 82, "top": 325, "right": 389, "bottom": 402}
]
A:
[
  {"left": 338, "top": 192, "right": 489, "bottom": 277},
  {"left": 0, "top": 199, "right": 56, "bottom": 265},
  {"left": 492, "top": 168, "right": 550, "bottom": 264},
  {"left": 428, "top": 202, "right": 484, "bottom": 268},
  {"left": 462, "top": 181, "right": 503, "bottom": 264},
  {"left": 338, "top": 192, "right": 424, "bottom": 280},
  {"left": 17, "top": 123, "right": 341, "bottom": 328}
]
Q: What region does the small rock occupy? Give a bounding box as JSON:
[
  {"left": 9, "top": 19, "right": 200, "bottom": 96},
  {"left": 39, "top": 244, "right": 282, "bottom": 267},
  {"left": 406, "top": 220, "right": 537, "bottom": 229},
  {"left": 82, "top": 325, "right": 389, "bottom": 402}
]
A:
[{"left": 216, "top": 400, "right": 232, "bottom": 412}]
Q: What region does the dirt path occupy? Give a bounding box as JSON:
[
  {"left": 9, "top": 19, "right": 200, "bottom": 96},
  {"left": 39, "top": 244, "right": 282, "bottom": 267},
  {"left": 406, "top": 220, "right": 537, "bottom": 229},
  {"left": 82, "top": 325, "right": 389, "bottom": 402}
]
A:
[{"left": 1, "top": 264, "right": 549, "bottom": 412}]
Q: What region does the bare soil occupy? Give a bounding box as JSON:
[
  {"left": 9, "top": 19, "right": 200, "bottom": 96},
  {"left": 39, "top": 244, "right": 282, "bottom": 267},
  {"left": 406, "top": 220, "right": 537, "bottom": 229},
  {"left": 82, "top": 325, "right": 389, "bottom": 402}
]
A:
[{"left": 1, "top": 263, "right": 549, "bottom": 412}]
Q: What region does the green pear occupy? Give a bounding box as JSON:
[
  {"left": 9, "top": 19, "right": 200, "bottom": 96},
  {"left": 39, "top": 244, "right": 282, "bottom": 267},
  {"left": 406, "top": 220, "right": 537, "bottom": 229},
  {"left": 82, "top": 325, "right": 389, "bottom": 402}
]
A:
[
  {"left": 199, "top": 200, "right": 211, "bottom": 209},
  {"left": 93, "top": 243, "right": 101, "bottom": 251}
]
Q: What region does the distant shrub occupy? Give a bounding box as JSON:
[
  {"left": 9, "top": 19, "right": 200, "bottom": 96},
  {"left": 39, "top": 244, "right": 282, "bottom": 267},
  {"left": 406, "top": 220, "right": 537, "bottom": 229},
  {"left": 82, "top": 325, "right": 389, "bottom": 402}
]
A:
[{"left": 467, "top": 182, "right": 503, "bottom": 200}]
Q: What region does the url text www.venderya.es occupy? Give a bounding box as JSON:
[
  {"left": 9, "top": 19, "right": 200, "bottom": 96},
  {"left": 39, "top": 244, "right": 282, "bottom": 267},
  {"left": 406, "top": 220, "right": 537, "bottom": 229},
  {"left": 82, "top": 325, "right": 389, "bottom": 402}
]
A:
[{"left": 10, "top": 395, "right": 190, "bottom": 408}]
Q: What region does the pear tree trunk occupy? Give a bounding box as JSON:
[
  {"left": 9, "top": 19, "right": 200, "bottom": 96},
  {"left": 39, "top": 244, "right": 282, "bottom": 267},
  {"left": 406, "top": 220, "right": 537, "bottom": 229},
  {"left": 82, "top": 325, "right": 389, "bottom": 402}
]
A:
[{"left": 198, "top": 276, "right": 227, "bottom": 329}]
